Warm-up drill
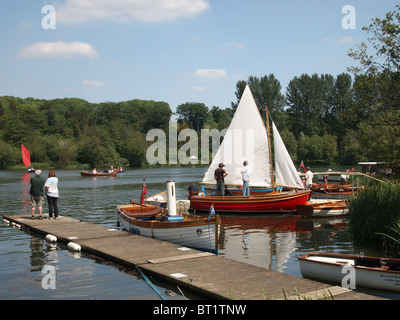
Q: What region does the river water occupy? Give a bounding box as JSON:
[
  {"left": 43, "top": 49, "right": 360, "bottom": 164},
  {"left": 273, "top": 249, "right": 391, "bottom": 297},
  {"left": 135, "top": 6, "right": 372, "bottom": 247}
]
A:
[{"left": 0, "top": 167, "right": 396, "bottom": 300}]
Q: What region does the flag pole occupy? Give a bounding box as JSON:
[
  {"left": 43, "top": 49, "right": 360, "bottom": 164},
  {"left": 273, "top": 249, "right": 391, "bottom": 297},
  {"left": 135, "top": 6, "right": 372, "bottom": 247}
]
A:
[{"left": 215, "top": 214, "right": 219, "bottom": 255}]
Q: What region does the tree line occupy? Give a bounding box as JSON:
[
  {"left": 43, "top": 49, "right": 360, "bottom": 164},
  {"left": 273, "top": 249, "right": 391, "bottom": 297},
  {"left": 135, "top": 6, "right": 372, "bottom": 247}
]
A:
[
  {"left": 1, "top": 5, "right": 399, "bottom": 170},
  {"left": 0, "top": 98, "right": 172, "bottom": 169}
]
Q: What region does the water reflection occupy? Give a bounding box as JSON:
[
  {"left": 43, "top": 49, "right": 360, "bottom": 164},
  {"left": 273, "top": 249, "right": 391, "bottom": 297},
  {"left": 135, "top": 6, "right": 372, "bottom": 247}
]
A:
[
  {"left": 218, "top": 214, "right": 351, "bottom": 275},
  {"left": 0, "top": 168, "right": 392, "bottom": 299}
]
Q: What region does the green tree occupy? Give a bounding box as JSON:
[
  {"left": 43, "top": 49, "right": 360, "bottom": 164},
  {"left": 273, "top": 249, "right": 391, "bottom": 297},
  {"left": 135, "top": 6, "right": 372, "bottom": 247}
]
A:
[
  {"left": 0, "top": 140, "right": 19, "bottom": 169},
  {"left": 209, "top": 106, "right": 231, "bottom": 130},
  {"left": 286, "top": 73, "right": 335, "bottom": 137},
  {"left": 176, "top": 102, "right": 209, "bottom": 133},
  {"left": 232, "top": 75, "right": 285, "bottom": 126},
  {"left": 348, "top": 4, "right": 400, "bottom": 166}
]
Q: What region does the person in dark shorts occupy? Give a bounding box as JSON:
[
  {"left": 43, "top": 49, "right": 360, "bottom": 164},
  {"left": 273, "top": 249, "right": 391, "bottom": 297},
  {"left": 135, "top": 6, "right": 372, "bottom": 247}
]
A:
[
  {"left": 30, "top": 170, "right": 45, "bottom": 219},
  {"left": 214, "top": 163, "right": 228, "bottom": 196}
]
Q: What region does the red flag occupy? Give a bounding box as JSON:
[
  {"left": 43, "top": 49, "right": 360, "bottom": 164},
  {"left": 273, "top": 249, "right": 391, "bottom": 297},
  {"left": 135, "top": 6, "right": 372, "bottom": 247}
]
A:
[
  {"left": 300, "top": 160, "right": 306, "bottom": 173},
  {"left": 140, "top": 179, "right": 147, "bottom": 205},
  {"left": 21, "top": 144, "right": 31, "bottom": 167}
]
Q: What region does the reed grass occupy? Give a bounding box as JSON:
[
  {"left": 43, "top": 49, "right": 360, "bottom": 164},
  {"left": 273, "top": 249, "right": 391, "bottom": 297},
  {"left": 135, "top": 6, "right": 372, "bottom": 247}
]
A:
[{"left": 349, "top": 182, "right": 400, "bottom": 251}]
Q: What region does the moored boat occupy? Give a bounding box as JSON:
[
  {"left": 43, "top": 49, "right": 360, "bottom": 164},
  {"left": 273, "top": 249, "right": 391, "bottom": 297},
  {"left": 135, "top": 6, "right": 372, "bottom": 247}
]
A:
[
  {"left": 190, "top": 190, "right": 310, "bottom": 213},
  {"left": 295, "top": 199, "right": 349, "bottom": 217},
  {"left": 298, "top": 252, "right": 400, "bottom": 292},
  {"left": 311, "top": 183, "right": 362, "bottom": 199},
  {"left": 145, "top": 191, "right": 168, "bottom": 207},
  {"left": 118, "top": 181, "right": 218, "bottom": 253},
  {"left": 80, "top": 170, "right": 117, "bottom": 177},
  {"left": 191, "top": 85, "right": 310, "bottom": 213}
]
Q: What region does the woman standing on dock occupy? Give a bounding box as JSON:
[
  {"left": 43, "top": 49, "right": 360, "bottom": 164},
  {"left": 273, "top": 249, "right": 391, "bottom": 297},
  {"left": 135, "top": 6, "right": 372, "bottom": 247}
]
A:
[{"left": 45, "top": 170, "right": 59, "bottom": 219}]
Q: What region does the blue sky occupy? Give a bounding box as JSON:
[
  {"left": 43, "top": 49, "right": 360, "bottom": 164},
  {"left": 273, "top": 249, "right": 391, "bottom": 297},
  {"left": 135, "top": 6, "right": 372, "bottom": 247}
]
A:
[{"left": 0, "top": 0, "right": 398, "bottom": 114}]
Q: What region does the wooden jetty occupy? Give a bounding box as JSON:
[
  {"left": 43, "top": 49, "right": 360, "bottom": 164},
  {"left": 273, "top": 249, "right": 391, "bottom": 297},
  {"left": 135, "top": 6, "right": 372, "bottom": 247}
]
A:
[{"left": 3, "top": 214, "right": 386, "bottom": 300}]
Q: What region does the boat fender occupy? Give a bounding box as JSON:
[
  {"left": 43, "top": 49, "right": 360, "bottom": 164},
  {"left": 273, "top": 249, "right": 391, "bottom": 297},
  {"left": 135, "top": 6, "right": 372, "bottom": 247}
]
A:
[
  {"left": 67, "top": 242, "right": 81, "bottom": 252},
  {"left": 45, "top": 234, "right": 57, "bottom": 243}
]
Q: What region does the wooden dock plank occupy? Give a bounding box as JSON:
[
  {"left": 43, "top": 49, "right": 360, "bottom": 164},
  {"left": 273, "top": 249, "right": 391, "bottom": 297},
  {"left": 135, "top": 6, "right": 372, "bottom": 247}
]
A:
[
  {"left": 2, "top": 215, "right": 387, "bottom": 300},
  {"left": 77, "top": 234, "right": 210, "bottom": 268},
  {"left": 148, "top": 252, "right": 214, "bottom": 264}
]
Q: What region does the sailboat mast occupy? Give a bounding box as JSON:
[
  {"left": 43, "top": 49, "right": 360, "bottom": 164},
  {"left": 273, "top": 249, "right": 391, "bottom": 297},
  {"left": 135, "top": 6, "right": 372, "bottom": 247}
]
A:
[{"left": 265, "top": 107, "right": 275, "bottom": 191}]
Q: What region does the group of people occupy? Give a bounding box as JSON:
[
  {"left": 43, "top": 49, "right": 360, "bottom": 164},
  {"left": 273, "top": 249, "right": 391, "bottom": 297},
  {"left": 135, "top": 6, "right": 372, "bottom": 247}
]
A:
[
  {"left": 29, "top": 170, "right": 59, "bottom": 220},
  {"left": 92, "top": 167, "right": 123, "bottom": 174},
  {"left": 214, "top": 162, "right": 315, "bottom": 195},
  {"left": 214, "top": 160, "right": 250, "bottom": 196}
]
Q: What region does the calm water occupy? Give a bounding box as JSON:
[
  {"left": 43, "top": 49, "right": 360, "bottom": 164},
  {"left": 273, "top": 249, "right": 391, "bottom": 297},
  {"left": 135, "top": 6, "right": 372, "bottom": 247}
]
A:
[{"left": 0, "top": 167, "right": 395, "bottom": 299}]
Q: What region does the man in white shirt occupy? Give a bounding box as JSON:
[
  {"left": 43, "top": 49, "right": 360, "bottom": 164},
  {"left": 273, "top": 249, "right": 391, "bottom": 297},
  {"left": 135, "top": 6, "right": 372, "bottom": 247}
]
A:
[
  {"left": 241, "top": 161, "right": 250, "bottom": 196},
  {"left": 305, "top": 167, "right": 314, "bottom": 190}
]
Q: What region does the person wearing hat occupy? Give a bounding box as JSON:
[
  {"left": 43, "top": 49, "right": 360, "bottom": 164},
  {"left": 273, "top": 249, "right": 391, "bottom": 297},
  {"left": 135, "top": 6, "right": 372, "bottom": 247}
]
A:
[
  {"left": 241, "top": 161, "right": 250, "bottom": 196},
  {"left": 305, "top": 167, "right": 313, "bottom": 190},
  {"left": 214, "top": 163, "right": 228, "bottom": 196}
]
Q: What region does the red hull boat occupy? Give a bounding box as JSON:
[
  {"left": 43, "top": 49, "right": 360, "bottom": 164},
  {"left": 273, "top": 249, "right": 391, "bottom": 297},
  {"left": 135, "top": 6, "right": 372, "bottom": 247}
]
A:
[{"left": 190, "top": 190, "right": 311, "bottom": 213}]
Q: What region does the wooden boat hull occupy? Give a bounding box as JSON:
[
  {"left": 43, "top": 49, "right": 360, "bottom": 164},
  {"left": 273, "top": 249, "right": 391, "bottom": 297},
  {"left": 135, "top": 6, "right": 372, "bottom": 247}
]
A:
[
  {"left": 311, "top": 184, "right": 363, "bottom": 199},
  {"left": 80, "top": 171, "right": 117, "bottom": 177},
  {"left": 190, "top": 190, "right": 311, "bottom": 213},
  {"left": 117, "top": 203, "right": 217, "bottom": 252},
  {"left": 296, "top": 200, "right": 348, "bottom": 217},
  {"left": 299, "top": 252, "right": 400, "bottom": 292},
  {"left": 202, "top": 186, "right": 282, "bottom": 196}
]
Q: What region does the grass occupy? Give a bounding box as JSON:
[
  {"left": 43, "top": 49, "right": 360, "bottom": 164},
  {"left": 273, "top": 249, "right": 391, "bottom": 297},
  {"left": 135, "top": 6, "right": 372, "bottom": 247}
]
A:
[{"left": 349, "top": 182, "right": 400, "bottom": 252}]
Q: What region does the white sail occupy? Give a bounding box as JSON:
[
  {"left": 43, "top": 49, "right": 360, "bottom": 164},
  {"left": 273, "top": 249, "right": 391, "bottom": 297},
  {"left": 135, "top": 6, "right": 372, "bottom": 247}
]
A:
[
  {"left": 273, "top": 121, "right": 304, "bottom": 189},
  {"left": 202, "top": 84, "right": 304, "bottom": 189},
  {"left": 202, "top": 85, "right": 272, "bottom": 187}
]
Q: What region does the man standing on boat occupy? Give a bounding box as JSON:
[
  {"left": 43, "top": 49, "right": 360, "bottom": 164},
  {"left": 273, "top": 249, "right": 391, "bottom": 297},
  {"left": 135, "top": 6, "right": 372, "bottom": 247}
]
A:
[
  {"left": 214, "top": 163, "right": 228, "bottom": 196},
  {"left": 241, "top": 161, "right": 250, "bottom": 196},
  {"left": 305, "top": 167, "right": 314, "bottom": 190}
]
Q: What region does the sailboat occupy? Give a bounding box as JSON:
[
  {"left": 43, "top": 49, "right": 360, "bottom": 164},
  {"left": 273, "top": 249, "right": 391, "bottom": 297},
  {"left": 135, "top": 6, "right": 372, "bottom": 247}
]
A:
[
  {"left": 21, "top": 144, "right": 35, "bottom": 172},
  {"left": 190, "top": 85, "right": 311, "bottom": 213}
]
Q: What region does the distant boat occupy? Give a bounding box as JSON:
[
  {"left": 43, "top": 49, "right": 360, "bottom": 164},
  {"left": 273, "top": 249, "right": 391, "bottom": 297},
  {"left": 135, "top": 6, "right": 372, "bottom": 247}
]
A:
[
  {"left": 311, "top": 184, "right": 363, "bottom": 199},
  {"left": 295, "top": 199, "right": 349, "bottom": 217},
  {"left": 190, "top": 85, "right": 310, "bottom": 214},
  {"left": 118, "top": 181, "right": 218, "bottom": 253},
  {"left": 299, "top": 252, "right": 400, "bottom": 292},
  {"left": 21, "top": 144, "right": 34, "bottom": 172},
  {"left": 80, "top": 171, "right": 117, "bottom": 177},
  {"left": 145, "top": 191, "right": 168, "bottom": 207}
]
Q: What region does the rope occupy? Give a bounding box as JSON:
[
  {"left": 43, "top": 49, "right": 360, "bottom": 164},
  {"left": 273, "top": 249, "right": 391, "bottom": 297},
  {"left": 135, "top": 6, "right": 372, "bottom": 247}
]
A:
[{"left": 136, "top": 266, "right": 167, "bottom": 300}]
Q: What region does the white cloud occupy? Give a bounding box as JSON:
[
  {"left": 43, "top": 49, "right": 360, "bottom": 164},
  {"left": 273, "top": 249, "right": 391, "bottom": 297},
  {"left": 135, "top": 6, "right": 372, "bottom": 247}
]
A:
[
  {"left": 226, "top": 42, "right": 245, "bottom": 50},
  {"left": 17, "top": 41, "right": 99, "bottom": 59},
  {"left": 18, "top": 21, "right": 31, "bottom": 30},
  {"left": 194, "top": 69, "right": 227, "bottom": 79},
  {"left": 81, "top": 80, "right": 106, "bottom": 87},
  {"left": 192, "top": 86, "right": 207, "bottom": 91},
  {"left": 337, "top": 36, "right": 355, "bottom": 44},
  {"left": 56, "top": 0, "right": 210, "bottom": 24}
]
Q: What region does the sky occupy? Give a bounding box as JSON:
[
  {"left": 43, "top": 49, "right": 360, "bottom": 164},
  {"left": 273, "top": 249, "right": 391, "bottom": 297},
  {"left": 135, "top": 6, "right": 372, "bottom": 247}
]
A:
[{"left": 0, "top": 0, "right": 399, "bottom": 114}]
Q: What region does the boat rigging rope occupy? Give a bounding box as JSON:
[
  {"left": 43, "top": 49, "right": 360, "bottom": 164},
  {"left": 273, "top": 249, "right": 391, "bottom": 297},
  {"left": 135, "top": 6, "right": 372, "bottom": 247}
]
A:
[{"left": 136, "top": 266, "right": 167, "bottom": 300}]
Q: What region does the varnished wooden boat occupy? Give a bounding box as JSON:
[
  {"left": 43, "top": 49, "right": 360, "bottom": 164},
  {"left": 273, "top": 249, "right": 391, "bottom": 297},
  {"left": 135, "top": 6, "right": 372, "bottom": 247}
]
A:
[
  {"left": 296, "top": 199, "right": 348, "bottom": 217},
  {"left": 190, "top": 190, "right": 311, "bottom": 214},
  {"left": 80, "top": 170, "right": 117, "bottom": 177},
  {"left": 311, "top": 184, "right": 363, "bottom": 199},
  {"left": 299, "top": 252, "right": 400, "bottom": 292},
  {"left": 117, "top": 202, "right": 217, "bottom": 252}
]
